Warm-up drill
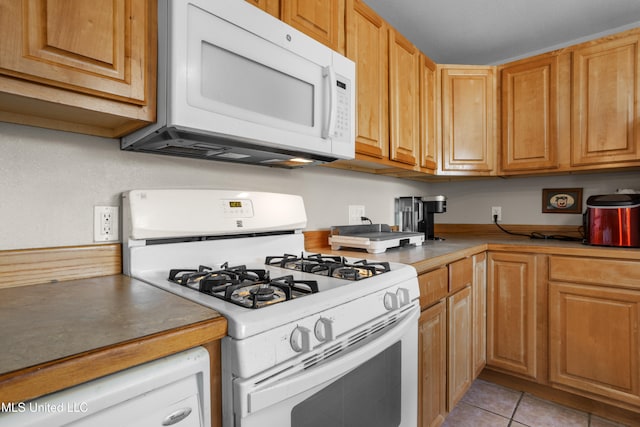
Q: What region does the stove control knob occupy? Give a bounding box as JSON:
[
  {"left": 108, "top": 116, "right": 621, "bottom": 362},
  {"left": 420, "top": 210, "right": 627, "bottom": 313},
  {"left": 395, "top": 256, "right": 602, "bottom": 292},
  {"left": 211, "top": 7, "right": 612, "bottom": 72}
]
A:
[
  {"left": 383, "top": 292, "right": 399, "bottom": 311},
  {"left": 396, "top": 288, "right": 411, "bottom": 306},
  {"left": 290, "top": 326, "right": 312, "bottom": 353},
  {"left": 314, "top": 317, "right": 334, "bottom": 342}
]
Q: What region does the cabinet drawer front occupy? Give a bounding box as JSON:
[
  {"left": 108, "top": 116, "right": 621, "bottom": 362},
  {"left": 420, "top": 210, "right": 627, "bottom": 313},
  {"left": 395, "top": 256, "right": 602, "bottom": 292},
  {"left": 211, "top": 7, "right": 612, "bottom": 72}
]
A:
[
  {"left": 549, "top": 256, "right": 640, "bottom": 289},
  {"left": 449, "top": 257, "right": 473, "bottom": 293},
  {"left": 418, "top": 267, "right": 448, "bottom": 308}
]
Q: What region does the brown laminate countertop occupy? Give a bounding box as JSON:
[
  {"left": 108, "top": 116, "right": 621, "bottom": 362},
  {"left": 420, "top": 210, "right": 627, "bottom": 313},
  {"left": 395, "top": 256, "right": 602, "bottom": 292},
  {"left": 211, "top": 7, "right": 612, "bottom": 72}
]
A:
[
  {"left": 0, "top": 275, "right": 227, "bottom": 404},
  {"left": 311, "top": 234, "right": 640, "bottom": 274}
]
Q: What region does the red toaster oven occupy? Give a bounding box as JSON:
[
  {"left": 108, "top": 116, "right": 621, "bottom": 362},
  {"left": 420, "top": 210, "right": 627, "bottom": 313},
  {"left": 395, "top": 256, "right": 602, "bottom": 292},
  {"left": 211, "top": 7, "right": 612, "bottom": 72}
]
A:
[{"left": 585, "top": 194, "right": 640, "bottom": 248}]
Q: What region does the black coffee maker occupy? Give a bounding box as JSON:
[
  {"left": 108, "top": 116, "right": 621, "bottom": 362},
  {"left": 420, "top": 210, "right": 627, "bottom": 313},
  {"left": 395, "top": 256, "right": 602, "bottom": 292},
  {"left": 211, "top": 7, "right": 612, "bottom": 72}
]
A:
[
  {"left": 395, "top": 195, "right": 446, "bottom": 240},
  {"left": 422, "top": 195, "right": 447, "bottom": 240}
]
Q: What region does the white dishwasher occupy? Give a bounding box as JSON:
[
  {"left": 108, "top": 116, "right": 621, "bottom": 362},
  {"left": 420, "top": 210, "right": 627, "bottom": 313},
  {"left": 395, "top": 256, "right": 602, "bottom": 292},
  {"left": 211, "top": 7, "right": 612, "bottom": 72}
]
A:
[{"left": 1, "top": 346, "right": 211, "bottom": 427}]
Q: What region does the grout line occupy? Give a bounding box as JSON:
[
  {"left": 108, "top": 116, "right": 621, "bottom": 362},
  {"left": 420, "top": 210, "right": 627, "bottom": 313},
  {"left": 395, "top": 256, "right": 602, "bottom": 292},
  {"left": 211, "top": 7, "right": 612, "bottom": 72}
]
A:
[
  {"left": 462, "top": 402, "right": 512, "bottom": 423},
  {"left": 510, "top": 391, "right": 525, "bottom": 422}
]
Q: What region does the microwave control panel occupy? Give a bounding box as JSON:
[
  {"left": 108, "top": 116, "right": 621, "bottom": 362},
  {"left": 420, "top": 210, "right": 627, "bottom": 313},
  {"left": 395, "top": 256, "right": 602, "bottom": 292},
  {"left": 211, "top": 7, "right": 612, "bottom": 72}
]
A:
[{"left": 334, "top": 76, "right": 351, "bottom": 142}]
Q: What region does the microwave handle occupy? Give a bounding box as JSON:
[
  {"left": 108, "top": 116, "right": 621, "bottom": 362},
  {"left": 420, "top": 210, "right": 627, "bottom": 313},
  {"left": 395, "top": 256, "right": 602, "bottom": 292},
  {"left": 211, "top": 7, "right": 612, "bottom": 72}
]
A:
[
  {"left": 238, "top": 305, "right": 419, "bottom": 416},
  {"left": 322, "top": 65, "right": 337, "bottom": 139}
]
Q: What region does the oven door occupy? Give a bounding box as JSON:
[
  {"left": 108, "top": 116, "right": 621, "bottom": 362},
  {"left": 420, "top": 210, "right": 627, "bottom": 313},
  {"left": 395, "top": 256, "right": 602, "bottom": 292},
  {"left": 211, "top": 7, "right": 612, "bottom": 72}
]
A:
[{"left": 232, "top": 303, "right": 418, "bottom": 427}]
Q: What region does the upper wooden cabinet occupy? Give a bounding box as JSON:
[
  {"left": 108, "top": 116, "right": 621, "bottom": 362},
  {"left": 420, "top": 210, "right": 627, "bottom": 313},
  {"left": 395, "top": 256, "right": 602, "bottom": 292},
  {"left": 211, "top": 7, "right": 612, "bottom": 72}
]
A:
[
  {"left": 500, "top": 55, "right": 562, "bottom": 173},
  {"left": 245, "top": 0, "right": 345, "bottom": 53},
  {"left": 572, "top": 32, "right": 640, "bottom": 168},
  {"left": 0, "top": 0, "right": 156, "bottom": 137},
  {"left": 439, "top": 66, "right": 496, "bottom": 175},
  {"left": 282, "top": 0, "right": 346, "bottom": 54},
  {"left": 420, "top": 54, "right": 438, "bottom": 171},
  {"left": 346, "top": 0, "right": 389, "bottom": 159},
  {"left": 245, "top": 0, "right": 280, "bottom": 17},
  {"left": 389, "top": 27, "right": 420, "bottom": 167}
]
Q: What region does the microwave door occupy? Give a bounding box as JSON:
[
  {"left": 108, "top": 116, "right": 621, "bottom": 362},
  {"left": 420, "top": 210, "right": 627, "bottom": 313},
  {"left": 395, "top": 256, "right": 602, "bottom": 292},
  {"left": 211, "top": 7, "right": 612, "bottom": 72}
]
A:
[{"left": 175, "top": 4, "right": 335, "bottom": 156}]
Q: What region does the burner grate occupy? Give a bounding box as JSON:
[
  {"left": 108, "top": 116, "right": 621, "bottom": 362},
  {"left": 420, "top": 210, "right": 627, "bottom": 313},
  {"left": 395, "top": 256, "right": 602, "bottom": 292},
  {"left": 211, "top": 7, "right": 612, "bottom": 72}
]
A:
[
  {"left": 266, "top": 253, "right": 390, "bottom": 281},
  {"left": 168, "top": 264, "right": 319, "bottom": 309}
]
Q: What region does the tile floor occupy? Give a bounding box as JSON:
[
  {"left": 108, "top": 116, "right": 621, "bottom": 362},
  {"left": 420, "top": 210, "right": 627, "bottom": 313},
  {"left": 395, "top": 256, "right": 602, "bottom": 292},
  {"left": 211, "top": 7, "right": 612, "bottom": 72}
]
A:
[{"left": 442, "top": 379, "right": 632, "bottom": 427}]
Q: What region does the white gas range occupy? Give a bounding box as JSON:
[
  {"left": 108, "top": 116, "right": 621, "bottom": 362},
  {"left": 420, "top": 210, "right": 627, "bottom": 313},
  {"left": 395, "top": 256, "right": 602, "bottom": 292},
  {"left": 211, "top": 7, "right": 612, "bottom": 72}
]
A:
[{"left": 123, "top": 189, "right": 419, "bottom": 427}]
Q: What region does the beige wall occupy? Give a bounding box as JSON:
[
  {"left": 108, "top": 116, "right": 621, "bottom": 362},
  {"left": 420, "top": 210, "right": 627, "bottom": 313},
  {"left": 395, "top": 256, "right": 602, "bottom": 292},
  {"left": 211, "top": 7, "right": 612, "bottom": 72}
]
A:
[{"left": 1, "top": 122, "right": 638, "bottom": 250}]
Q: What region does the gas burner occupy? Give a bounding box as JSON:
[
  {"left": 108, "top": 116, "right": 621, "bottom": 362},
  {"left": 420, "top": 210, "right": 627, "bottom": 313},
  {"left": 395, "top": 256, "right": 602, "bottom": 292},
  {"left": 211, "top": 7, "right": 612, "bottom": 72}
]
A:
[
  {"left": 265, "top": 254, "right": 391, "bottom": 281},
  {"left": 228, "top": 282, "right": 289, "bottom": 308},
  {"left": 168, "top": 264, "right": 318, "bottom": 309},
  {"left": 169, "top": 263, "right": 268, "bottom": 294},
  {"left": 329, "top": 259, "right": 391, "bottom": 280},
  {"left": 265, "top": 253, "right": 342, "bottom": 274}
]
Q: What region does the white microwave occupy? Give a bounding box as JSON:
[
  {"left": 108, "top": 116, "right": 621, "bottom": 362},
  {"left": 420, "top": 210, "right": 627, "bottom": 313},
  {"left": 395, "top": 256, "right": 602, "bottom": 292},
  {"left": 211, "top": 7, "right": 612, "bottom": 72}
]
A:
[{"left": 122, "top": 0, "right": 356, "bottom": 168}]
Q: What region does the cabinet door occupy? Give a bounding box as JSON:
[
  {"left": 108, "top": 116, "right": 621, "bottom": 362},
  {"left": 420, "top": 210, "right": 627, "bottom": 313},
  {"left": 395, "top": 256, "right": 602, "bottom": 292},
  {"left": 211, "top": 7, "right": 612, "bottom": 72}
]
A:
[
  {"left": 419, "top": 301, "right": 447, "bottom": 427},
  {"left": 572, "top": 34, "right": 640, "bottom": 166},
  {"left": 440, "top": 66, "right": 496, "bottom": 174},
  {"left": 0, "top": 0, "right": 149, "bottom": 103},
  {"left": 487, "top": 252, "right": 546, "bottom": 382},
  {"left": 472, "top": 253, "right": 487, "bottom": 377},
  {"left": 389, "top": 27, "right": 420, "bottom": 167},
  {"left": 501, "top": 56, "right": 559, "bottom": 172},
  {"left": 281, "top": 0, "right": 345, "bottom": 53},
  {"left": 447, "top": 286, "right": 473, "bottom": 409},
  {"left": 549, "top": 282, "right": 640, "bottom": 407},
  {"left": 346, "top": 0, "right": 388, "bottom": 159},
  {"left": 245, "top": 0, "right": 280, "bottom": 17},
  {"left": 420, "top": 54, "right": 438, "bottom": 171}
]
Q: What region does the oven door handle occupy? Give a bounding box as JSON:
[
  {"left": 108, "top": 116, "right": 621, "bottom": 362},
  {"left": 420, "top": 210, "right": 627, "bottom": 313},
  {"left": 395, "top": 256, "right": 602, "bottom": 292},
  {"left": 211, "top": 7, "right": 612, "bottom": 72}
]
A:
[{"left": 237, "top": 305, "right": 419, "bottom": 416}]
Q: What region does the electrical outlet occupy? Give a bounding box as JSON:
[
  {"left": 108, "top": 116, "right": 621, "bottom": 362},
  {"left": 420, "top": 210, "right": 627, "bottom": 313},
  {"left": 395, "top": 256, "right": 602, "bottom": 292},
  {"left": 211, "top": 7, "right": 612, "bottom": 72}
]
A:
[
  {"left": 491, "top": 206, "right": 502, "bottom": 222},
  {"left": 348, "top": 205, "right": 365, "bottom": 225},
  {"left": 94, "top": 206, "right": 119, "bottom": 242}
]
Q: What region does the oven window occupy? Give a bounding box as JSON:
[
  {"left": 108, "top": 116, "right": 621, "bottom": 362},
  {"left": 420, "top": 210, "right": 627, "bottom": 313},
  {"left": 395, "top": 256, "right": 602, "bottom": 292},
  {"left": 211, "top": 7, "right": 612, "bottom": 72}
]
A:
[{"left": 291, "top": 342, "right": 401, "bottom": 427}]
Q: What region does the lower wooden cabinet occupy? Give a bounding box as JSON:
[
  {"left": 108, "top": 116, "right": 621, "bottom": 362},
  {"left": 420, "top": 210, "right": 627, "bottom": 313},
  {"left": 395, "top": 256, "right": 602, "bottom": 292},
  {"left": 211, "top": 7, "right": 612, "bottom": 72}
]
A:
[
  {"left": 417, "top": 255, "right": 481, "bottom": 426},
  {"left": 472, "top": 253, "right": 487, "bottom": 377},
  {"left": 418, "top": 301, "right": 447, "bottom": 427},
  {"left": 486, "top": 252, "right": 547, "bottom": 382},
  {"left": 420, "top": 250, "right": 640, "bottom": 422},
  {"left": 549, "top": 256, "right": 640, "bottom": 410},
  {"left": 447, "top": 285, "right": 473, "bottom": 409}
]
